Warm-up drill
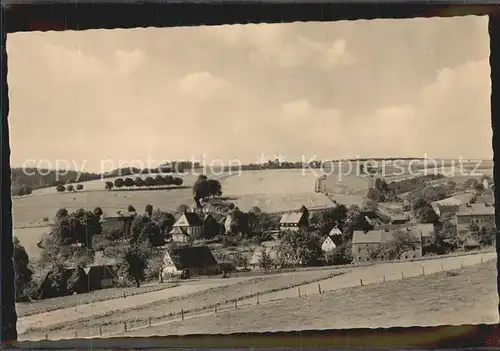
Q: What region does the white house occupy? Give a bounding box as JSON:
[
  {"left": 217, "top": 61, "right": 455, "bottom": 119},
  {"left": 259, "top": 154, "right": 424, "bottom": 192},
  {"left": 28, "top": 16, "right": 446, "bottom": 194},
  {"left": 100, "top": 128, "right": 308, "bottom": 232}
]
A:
[{"left": 321, "top": 236, "right": 337, "bottom": 253}]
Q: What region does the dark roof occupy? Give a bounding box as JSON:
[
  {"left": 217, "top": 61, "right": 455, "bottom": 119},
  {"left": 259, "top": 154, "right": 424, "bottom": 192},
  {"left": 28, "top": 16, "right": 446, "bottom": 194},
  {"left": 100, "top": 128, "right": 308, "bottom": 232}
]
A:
[
  {"left": 168, "top": 245, "right": 217, "bottom": 269},
  {"left": 174, "top": 212, "right": 204, "bottom": 226}
]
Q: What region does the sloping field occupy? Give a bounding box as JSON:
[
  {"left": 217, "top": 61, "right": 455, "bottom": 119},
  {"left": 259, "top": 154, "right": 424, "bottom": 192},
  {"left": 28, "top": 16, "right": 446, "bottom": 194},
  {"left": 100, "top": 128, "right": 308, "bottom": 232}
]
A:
[
  {"left": 13, "top": 226, "right": 50, "bottom": 260},
  {"left": 221, "top": 169, "right": 340, "bottom": 212},
  {"left": 19, "top": 269, "right": 343, "bottom": 340},
  {"left": 13, "top": 187, "right": 195, "bottom": 228},
  {"left": 119, "top": 256, "right": 497, "bottom": 337}
]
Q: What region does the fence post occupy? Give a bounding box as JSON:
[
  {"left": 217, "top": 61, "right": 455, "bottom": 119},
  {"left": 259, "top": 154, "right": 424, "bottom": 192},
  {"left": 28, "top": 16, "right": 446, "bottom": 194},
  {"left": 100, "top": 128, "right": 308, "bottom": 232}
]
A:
[
  {"left": 481, "top": 256, "right": 484, "bottom": 264},
  {"left": 441, "top": 264, "right": 444, "bottom": 271},
  {"left": 181, "top": 309, "right": 184, "bottom": 320},
  {"left": 124, "top": 321, "right": 127, "bottom": 332},
  {"left": 215, "top": 305, "right": 218, "bottom": 314},
  {"left": 235, "top": 300, "right": 238, "bottom": 309},
  {"left": 421, "top": 266, "right": 425, "bottom": 276},
  {"left": 148, "top": 316, "right": 152, "bottom": 327},
  {"left": 45, "top": 333, "right": 48, "bottom": 340},
  {"left": 360, "top": 278, "right": 363, "bottom": 286},
  {"left": 99, "top": 325, "right": 103, "bottom": 337},
  {"left": 318, "top": 283, "right": 322, "bottom": 294},
  {"left": 461, "top": 260, "right": 464, "bottom": 269},
  {"left": 257, "top": 294, "right": 260, "bottom": 305},
  {"left": 298, "top": 287, "right": 301, "bottom": 298},
  {"left": 383, "top": 275, "right": 385, "bottom": 283},
  {"left": 74, "top": 331, "right": 78, "bottom": 339},
  {"left": 401, "top": 272, "right": 404, "bottom": 279}
]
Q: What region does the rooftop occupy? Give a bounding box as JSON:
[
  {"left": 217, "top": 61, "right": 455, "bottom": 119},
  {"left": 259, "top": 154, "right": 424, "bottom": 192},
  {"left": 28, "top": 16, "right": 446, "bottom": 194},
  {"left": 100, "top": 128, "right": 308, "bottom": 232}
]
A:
[
  {"left": 456, "top": 203, "right": 495, "bottom": 216},
  {"left": 280, "top": 211, "right": 306, "bottom": 224}
]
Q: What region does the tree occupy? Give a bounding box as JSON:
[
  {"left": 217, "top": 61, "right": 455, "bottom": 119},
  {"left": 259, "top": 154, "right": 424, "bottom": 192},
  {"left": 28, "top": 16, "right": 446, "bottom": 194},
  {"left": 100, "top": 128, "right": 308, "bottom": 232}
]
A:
[
  {"left": 277, "top": 229, "right": 322, "bottom": 267},
  {"left": 144, "top": 176, "right": 156, "bottom": 188},
  {"left": 124, "top": 177, "right": 135, "bottom": 188},
  {"left": 311, "top": 205, "right": 347, "bottom": 236},
  {"left": 56, "top": 208, "right": 69, "bottom": 221},
  {"left": 258, "top": 248, "right": 274, "bottom": 272},
  {"left": 93, "top": 207, "right": 103, "bottom": 217},
  {"left": 151, "top": 210, "right": 175, "bottom": 233},
  {"left": 206, "top": 179, "right": 222, "bottom": 197},
  {"left": 114, "top": 178, "right": 124, "bottom": 189},
  {"left": 128, "top": 205, "right": 136, "bottom": 213},
  {"left": 134, "top": 177, "right": 145, "bottom": 188},
  {"left": 105, "top": 181, "right": 114, "bottom": 191},
  {"left": 56, "top": 184, "right": 66, "bottom": 192},
  {"left": 177, "top": 204, "right": 189, "bottom": 213},
  {"left": 414, "top": 203, "right": 439, "bottom": 223},
  {"left": 145, "top": 204, "right": 153, "bottom": 217},
  {"left": 129, "top": 215, "right": 164, "bottom": 246},
  {"left": 76, "top": 184, "right": 84, "bottom": 191},
  {"left": 66, "top": 184, "right": 75, "bottom": 192},
  {"left": 155, "top": 175, "right": 165, "bottom": 186},
  {"left": 116, "top": 242, "right": 150, "bottom": 287},
  {"left": 13, "top": 237, "right": 33, "bottom": 302},
  {"left": 478, "top": 226, "right": 496, "bottom": 246},
  {"left": 378, "top": 230, "right": 418, "bottom": 261}
]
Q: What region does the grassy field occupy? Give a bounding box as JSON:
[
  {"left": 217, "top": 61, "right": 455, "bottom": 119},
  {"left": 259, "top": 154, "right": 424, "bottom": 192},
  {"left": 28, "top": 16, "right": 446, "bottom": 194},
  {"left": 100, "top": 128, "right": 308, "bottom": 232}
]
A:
[
  {"left": 15, "top": 283, "right": 179, "bottom": 318},
  {"left": 20, "top": 269, "right": 345, "bottom": 338},
  {"left": 120, "top": 260, "right": 497, "bottom": 336},
  {"left": 220, "top": 169, "right": 337, "bottom": 212},
  {"left": 13, "top": 226, "right": 50, "bottom": 260}
]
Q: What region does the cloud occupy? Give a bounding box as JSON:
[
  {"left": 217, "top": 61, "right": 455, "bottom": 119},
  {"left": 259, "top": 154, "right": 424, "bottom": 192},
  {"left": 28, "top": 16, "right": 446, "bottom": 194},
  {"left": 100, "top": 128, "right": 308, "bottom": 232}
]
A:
[
  {"left": 114, "top": 49, "right": 147, "bottom": 75},
  {"left": 416, "top": 58, "right": 491, "bottom": 158},
  {"left": 177, "top": 72, "right": 232, "bottom": 102},
  {"left": 39, "top": 44, "right": 146, "bottom": 79},
  {"left": 206, "top": 23, "right": 354, "bottom": 70}
]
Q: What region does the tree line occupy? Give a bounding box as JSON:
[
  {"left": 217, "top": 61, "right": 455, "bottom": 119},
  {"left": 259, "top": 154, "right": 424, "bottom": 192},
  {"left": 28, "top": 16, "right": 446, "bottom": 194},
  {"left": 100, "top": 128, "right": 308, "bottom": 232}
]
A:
[
  {"left": 104, "top": 175, "right": 183, "bottom": 191},
  {"left": 56, "top": 184, "right": 84, "bottom": 193}
]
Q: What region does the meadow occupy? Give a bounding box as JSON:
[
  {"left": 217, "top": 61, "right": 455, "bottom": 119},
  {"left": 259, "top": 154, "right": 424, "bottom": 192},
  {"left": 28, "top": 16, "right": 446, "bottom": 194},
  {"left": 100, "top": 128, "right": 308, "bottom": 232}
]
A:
[
  {"left": 220, "top": 169, "right": 344, "bottom": 212},
  {"left": 118, "top": 257, "right": 497, "bottom": 336}
]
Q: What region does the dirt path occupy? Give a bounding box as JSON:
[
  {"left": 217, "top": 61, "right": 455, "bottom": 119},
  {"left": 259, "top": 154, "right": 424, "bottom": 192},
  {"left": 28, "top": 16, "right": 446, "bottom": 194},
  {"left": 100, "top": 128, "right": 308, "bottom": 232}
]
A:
[{"left": 16, "top": 280, "right": 232, "bottom": 335}]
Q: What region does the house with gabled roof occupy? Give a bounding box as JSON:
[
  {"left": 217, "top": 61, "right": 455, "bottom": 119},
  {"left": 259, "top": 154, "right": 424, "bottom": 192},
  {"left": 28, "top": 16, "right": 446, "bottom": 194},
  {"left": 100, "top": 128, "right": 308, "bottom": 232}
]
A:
[
  {"left": 352, "top": 227, "right": 422, "bottom": 263},
  {"left": 100, "top": 209, "right": 137, "bottom": 235},
  {"left": 161, "top": 245, "right": 218, "bottom": 278},
  {"left": 279, "top": 207, "right": 309, "bottom": 232},
  {"left": 172, "top": 210, "right": 204, "bottom": 238},
  {"left": 455, "top": 202, "right": 495, "bottom": 238}
]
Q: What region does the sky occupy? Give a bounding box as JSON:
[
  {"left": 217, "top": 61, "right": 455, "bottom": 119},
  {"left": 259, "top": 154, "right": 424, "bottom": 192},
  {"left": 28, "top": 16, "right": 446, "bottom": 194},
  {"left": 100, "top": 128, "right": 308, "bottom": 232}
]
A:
[{"left": 6, "top": 16, "right": 492, "bottom": 173}]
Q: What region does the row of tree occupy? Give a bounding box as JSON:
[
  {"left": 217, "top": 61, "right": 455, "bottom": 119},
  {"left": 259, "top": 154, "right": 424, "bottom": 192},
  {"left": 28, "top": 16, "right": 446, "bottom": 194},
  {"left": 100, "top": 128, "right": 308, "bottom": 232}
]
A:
[
  {"left": 105, "top": 175, "right": 183, "bottom": 191},
  {"left": 56, "top": 184, "right": 84, "bottom": 193},
  {"left": 12, "top": 185, "right": 33, "bottom": 197}
]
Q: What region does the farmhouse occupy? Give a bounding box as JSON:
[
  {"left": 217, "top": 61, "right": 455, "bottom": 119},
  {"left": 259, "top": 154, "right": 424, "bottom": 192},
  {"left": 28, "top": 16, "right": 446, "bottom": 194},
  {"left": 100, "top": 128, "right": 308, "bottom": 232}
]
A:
[
  {"left": 161, "top": 245, "right": 218, "bottom": 279},
  {"left": 170, "top": 226, "right": 190, "bottom": 243},
  {"left": 352, "top": 228, "right": 422, "bottom": 262},
  {"left": 83, "top": 251, "right": 117, "bottom": 290},
  {"left": 172, "top": 210, "right": 204, "bottom": 238},
  {"left": 431, "top": 194, "right": 472, "bottom": 219},
  {"left": 455, "top": 202, "right": 495, "bottom": 237},
  {"left": 100, "top": 210, "right": 136, "bottom": 235},
  {"left": 279, "top": 208, "right": 309, "bottom": 232}
]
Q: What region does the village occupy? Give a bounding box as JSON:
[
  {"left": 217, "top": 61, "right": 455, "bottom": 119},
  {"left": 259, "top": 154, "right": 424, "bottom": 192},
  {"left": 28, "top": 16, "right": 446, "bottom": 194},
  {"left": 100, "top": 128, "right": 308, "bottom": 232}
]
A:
[{"left": 14, "top": 169, "right": 494, "bottom": 303}]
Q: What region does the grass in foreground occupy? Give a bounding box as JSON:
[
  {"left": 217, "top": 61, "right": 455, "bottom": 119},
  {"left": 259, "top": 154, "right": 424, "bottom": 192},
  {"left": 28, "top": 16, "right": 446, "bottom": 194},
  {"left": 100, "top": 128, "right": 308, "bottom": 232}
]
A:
[
  {"left": 23, "top": 269, "right": 345, "bottom": 336},
  {"left": 15, "top": 283, "right": 178, "bottom": 318},
  {"left": 129, "top": 260, "right": 497, "bottom": 336}
]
